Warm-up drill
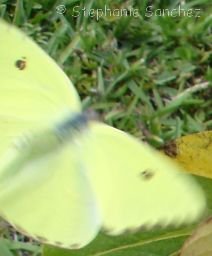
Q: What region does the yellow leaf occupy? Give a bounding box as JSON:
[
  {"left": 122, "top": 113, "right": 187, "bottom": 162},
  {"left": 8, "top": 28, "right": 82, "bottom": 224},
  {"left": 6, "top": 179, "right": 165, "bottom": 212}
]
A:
[{"left": 164, "top": 131, "right": 212, "bottom": 179}]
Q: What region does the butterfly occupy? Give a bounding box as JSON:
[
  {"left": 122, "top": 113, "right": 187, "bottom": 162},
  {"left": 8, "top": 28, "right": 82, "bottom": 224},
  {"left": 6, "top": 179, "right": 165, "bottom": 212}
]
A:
[{"left": 0, "top": 20, "right": 206, "bottom": 249}]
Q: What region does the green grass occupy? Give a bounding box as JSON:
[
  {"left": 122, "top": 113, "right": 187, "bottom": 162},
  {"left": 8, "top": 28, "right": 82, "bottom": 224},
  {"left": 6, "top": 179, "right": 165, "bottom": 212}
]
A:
[{"left": 0, "top": 0, "right": 211, "bottom": 255}]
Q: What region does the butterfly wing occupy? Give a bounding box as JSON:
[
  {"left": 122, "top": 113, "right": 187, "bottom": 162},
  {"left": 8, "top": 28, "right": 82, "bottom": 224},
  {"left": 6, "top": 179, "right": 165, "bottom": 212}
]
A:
[
  {"left": 0, "top": 20, "right": 100, "bottom": 248},
  {"left": 0, "top": 20, "right": 81, "bottom": 153},
  {"left": 82, "top": 122, "right": 206, "bottom": 235},
  {"left": 0, "top": 143, "right": 100, "bottom": 249},
  {"left": 0, "top": 20, "right": 80, "bottom": 112}
]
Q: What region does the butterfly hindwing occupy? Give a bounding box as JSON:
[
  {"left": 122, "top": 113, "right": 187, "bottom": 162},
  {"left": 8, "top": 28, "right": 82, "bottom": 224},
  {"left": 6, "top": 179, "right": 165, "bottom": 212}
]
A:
[
  {"left": 82, "top": 123, "right": 206, "bottom": 234},
  {"left": 0, "top": 142, "right": 100, "bottom": 249}
]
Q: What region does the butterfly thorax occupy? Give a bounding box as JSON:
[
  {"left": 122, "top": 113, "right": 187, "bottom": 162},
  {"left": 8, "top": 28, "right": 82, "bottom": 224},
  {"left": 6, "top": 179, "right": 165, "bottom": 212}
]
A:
[{"left": 14, "top": 113, "right": 88, "bottom": 161}]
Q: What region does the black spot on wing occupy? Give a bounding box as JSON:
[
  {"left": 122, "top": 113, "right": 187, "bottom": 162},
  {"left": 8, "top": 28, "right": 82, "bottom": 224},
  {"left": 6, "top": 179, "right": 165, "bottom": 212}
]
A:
[
  {"left": 68, "top": 243, "right": 81, "bottom": 249},
  {"left": 102, "top": 226, "right": 115, "bottom": 235},
  {"left": 54, "top": 241, "right": 64, "bottom": 247},
  {"left": 35, "top": 235, "right": 48, "bottom": 243},
  {"left": 52, "top": 241, "right": 81, "bottom": 249},
  {"left": 15, "top": 57, "right": 27, "bottom": 70},
  {"left": 139, "top": 169, "right": 155, "bottom": 180}
]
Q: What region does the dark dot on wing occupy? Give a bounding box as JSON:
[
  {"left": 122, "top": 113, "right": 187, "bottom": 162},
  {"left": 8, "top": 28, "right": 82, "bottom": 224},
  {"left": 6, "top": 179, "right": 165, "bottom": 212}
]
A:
[
  {"left": 69, "top": 243, "right": 81, "bottom": 249},
  {"left": 102, "top": 226, "right": 113, "bottom": 234},
  {"left": 138, "top": 224, "right": 149, "bottom": 231},
  {"left": 15, "top": 57, "right": 27, "bottom": 70},
  {"left": 154, "top": 222, "right": 164, "bottom": 229},
  {"left": 35, "top": 235, "right": 48, "bottom": 243},
  {"left": 122, "top": 227, "right": 136, "bottom": 234},
  {"left": 54, "top": 241, "right": 64, "bottom": 247},
  {"left": 140, "top": 169, "right": 155, "bottom": 180}
]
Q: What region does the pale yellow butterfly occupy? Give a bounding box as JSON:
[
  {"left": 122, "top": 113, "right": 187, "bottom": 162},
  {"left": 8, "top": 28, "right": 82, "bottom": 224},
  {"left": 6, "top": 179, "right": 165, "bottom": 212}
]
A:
[{"left": 0, "top": 20, "right": 206, "bottom": 249}]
